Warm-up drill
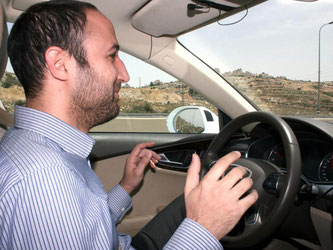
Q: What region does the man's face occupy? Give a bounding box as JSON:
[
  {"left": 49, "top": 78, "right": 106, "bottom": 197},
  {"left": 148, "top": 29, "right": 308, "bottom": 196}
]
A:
[{"left": 70, "top": 9, "right": 129, "bottom": 129}]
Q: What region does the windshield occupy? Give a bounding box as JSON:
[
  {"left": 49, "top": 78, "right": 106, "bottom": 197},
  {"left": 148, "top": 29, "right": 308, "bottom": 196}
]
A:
[{"left": 179, "top": 0, "right": 333, "bottom": 117}]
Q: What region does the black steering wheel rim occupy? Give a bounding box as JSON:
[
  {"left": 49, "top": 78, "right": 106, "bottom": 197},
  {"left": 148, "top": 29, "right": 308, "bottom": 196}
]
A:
[{"left": 201, "top": 111, "right": 302, "bottom": 248}]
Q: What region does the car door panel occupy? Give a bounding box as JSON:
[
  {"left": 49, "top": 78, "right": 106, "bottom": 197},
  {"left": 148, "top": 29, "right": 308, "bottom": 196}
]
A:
[
  {"left": 91, "top": 132, "right": 216, "bottom": 236},
  {"left": 89, "top": 132, "right": 215, "bottom": 161},
  {"left": 94, "top": 154, "right": 187, "bottom": 236}
]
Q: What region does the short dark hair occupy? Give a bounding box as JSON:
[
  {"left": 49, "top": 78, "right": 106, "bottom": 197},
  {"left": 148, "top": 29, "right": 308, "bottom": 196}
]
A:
[{"left": 7, "top": 0, "right": 97, "bottom": 99}]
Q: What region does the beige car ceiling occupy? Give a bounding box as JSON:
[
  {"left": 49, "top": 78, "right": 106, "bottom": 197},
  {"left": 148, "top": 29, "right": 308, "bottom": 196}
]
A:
[{"left": 3, "top": 0, "right": 264, "bottom": 58}]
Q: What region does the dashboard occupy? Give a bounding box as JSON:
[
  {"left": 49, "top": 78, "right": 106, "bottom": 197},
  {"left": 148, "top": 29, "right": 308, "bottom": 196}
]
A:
[
  {"left": 246, "top": 132, "right": 333, "bottom": 184},
  {"left": 157, "top": 116, "right": 333, "bottom": 190},
  {"left": 221, "top": 117, "right": 333, "bottom": 186},
  {"left": 152, "top": 116, "right": 333, "bottom": 245}
]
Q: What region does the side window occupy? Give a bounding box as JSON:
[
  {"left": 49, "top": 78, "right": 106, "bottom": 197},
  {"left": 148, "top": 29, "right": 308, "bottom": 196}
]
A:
[
  {"left": 1, "top": 30, "right": 218, "bottom": 134},
  {"left": 90, "top": 52, "right": 219, "bottom": 134},
  {"left": 0, "top": 72, "right": 25, "bottom": 114},
  {"left": 0, "top": 23, "right": 25, "bottom": 114},
  {"left": 204, "top": 110, "right": 213, "bottom": 122}
]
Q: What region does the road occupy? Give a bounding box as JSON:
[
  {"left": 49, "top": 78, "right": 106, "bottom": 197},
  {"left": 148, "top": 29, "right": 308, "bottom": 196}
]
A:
[
  {"left": 90, "top": 116, "right": 169, "bottom": 132},
  {"left": 90, "top": 115, "right": 333, "bottom": 133}
]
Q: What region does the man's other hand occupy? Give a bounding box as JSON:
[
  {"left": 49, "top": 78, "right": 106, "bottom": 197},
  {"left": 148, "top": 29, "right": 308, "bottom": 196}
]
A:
[
  {"left": 120, "top": 142, "right": 161, "bottom": 194},
  {"left": 184, "top": 151, "right": 259, "bottom": 240}
]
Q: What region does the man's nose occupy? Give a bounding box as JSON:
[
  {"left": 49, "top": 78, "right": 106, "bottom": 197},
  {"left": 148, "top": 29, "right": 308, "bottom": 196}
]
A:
[{"left": 117, "top": 58, "right": 130, "bottom": 83}]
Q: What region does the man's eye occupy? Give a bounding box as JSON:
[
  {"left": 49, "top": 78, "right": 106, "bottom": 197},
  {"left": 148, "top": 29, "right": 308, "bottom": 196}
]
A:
[{"left": 109, "top": 53, "right": 117, "bottom": 60}]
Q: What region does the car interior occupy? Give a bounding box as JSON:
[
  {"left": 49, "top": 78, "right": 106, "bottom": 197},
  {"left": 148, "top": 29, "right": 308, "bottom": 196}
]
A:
[{"left": 1, "top": 0, "right": 333, "bottom": 249}]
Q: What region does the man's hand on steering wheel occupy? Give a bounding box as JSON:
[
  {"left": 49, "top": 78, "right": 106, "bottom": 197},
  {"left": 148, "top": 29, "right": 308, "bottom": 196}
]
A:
[
  {"left": 184, "top": 151, "right": 259, "bottom": 240},
  {"left": 188, "top": 112, "right": 301, "bottom": 248}
]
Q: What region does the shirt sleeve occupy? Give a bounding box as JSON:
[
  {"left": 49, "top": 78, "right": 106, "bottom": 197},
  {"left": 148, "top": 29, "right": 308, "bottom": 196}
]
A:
[
  {"left": 163, "top": 218, "right": 223, "bottom": 250},
  {"left": 108, "top": 184, "right": 132, "bottom": 223}
]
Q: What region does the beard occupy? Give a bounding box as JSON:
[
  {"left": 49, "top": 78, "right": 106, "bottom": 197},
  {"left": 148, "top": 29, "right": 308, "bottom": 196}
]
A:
[{"left": 70, "top": 65, "right": 120, "bottom": 131}]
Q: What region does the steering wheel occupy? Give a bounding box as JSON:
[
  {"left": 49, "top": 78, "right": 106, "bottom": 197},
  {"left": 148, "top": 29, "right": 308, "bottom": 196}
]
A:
[{"left": 201, "top": 112, "right": 301, "bottom": 248}]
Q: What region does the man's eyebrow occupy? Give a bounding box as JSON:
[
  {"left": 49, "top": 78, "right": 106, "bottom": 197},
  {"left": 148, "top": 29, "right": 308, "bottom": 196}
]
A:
[{"left": 110, "top": 44, "right": 120, "bottom": 52}]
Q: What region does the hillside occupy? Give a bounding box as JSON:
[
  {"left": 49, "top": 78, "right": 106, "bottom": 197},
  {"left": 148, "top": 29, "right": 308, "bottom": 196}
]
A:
[
  {"left": 119, "top": 82, "right": 217, "bottom": 114},
  {"left": 1, "top": 70, "right": 333, "bottom": 117},
  {"left": 223, "top": 69, "right": 333, "bottom": 116}
]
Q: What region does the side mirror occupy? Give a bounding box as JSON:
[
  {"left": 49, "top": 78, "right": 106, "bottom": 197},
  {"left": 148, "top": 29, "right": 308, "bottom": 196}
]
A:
[
  {"left": 167, "top": 106, "right": 219, "bottom": 133},
  {"left": 0, "top": 99, "right": 5, "bottom": 110}
]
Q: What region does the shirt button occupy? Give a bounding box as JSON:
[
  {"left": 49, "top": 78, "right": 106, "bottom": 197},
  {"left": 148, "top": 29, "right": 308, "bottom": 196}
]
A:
[{"left": 121, "top": 207, "right": 125, "bottom": 212}]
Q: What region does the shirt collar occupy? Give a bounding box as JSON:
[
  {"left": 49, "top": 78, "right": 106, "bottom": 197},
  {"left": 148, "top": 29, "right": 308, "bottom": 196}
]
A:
[{"left": 14, "top": 106, "right": 95, "bottom": 159}]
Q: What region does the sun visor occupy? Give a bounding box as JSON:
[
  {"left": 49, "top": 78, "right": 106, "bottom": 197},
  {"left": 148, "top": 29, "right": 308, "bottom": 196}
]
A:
[{"left": 132, "top": 0, "right": 240, "bottom": 37}]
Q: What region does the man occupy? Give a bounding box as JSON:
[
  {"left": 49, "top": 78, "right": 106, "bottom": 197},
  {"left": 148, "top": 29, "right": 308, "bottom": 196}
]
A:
[{"left": 0, "top": 1, "right": 258, "bottom": 249}]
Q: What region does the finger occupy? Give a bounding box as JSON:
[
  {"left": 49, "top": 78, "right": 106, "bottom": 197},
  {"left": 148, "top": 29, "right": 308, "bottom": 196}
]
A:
[
  {"left": 151, "top": 151, "right": 161, "bottom": 161},
  {"left": 238, "top": 189, "right": 259, "bottom": 212},
  {"left": 136, "top": 149, "right": 151, "bottom": 159},
  {"left": 152, "top": 158, "right": 159, "bottom": 164},
  {"left": 139, "top": 149, "right": 160, "bottom": 162},
  {"left": 230, "top": 177, "right": 253, "bottom": 198},
  {"left": 150, "top": 160, "right": 157, "bottom": 169},
  {"left": 138, "top": 150, "right": 146, "bottom": 158},
  {"left": 203, "top": 151, "right": 241, "bottom": 183},
  {"left": 136, "top": 152, "right": 153, "bottom": 174},
  {"left": 132, "top": 142, "right": 156, "bottom": 157},
  {"left": 184, "top": 154, "right": 201, "bottom": 197},
  {"left": 220, "top": 166, "right": 248, "bottom": 190}
]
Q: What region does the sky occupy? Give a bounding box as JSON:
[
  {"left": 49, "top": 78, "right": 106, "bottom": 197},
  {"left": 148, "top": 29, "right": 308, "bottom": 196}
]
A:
[
  {"left": 5, "top": 0, "right": 333, "bottom": 87},
  {"left": 179, "top": 0, "right": 333, "bottom": 82}
]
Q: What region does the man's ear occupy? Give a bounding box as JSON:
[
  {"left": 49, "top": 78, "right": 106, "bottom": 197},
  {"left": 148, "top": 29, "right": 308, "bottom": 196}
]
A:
[{"left": 45, "top": 46, "right": 69, "bottom": 81}]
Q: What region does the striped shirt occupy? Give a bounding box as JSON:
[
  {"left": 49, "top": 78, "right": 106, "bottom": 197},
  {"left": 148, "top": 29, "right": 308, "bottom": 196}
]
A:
[{"left": 0, "top": 106, "right": 222, "bottom": 249}]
